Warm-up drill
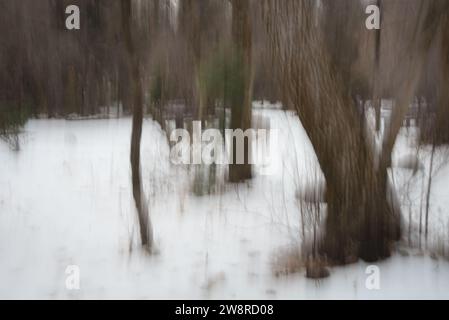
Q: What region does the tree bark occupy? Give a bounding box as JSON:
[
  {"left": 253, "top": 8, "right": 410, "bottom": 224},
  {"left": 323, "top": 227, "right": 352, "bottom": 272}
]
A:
[
  {"left": 264, "top": 0, "right": 400, "bottom": 264},
  {"left": 229, "top": 0, "right": 253, "bottom": 182},
  {"left": 121, "top": 0, "right": 153, "bottom": 249},
  {"left": 264, "top": 0, "right": 447, "bottom": 264}
]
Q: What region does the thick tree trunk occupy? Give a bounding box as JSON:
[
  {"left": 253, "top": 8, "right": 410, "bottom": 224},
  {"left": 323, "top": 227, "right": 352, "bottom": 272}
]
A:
[
  {"left": 323, "top": 154, "right": 397, "bottom": 264},
  {"left": 265, "top": 0, "right": 446, "bottom": 265},
  {"left": 301, "top": 19, "right": 396, "bottom": 264},
  {"left": 229, "top": 0, "right": 253, "bottom": 182},
  {"left": 121, "top": 0, "right": 153, "bottom": 249},
  {"left": 265, "top": 0, "right": 401, "bottom": 264}
]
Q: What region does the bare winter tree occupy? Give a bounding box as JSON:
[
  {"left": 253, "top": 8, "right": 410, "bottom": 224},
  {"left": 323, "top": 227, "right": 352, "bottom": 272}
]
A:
[
  {"left": 264, "top": 0, "right": 444, "bottom": 264},
  {"left": 121, "top": 0, "right": 153, "bottom": 249}
]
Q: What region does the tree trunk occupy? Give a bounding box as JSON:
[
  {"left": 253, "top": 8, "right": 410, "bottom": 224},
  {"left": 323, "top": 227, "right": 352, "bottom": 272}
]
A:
[
  {"left": 435, "top": 12, "right": 449, "bottom": 144},
  {"left": 373, "top": 0, "right": 383, "bottom": 133},
  {"left": 265, "top": 0, "right": 401, "bottom": 264},
  {"left": 229, "top": 0, "right": 253, "bottom": 183},
  {"left": 121, "top": 0, "right": 153, "bottom": 249},
  {"left": 264, "top": 0, "right": 447, "bottom": 265}
]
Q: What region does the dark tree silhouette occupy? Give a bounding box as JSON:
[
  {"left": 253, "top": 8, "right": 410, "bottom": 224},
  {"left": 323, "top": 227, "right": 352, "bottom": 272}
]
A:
[{"left": 121, "top": 0, "right": 153, "bottom": 249}]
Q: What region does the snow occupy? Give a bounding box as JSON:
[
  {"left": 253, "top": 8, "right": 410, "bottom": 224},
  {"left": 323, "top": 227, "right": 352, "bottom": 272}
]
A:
[
  {"left": 0, "top": 107, "right": 449, "bottom": 299},
  {"left": 391, "top": 127, "right": 449, "bottom": 254}
]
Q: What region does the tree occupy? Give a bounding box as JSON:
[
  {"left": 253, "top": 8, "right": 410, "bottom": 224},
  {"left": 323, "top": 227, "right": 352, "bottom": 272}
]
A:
[
  {"left": 229, "top": 0, "right": 253, "bottom": 182},
  {"left": 434, "top": 4, "right": 449, "bottom": 144},
  {"left": 373, "top": 0, "right": 383, "bottom": 132},
  {"left": 121, "top": 0, "right": 153, "bottom": 249},
  {"left": 264, "top": 0, "right": 444, "bottom": 264}
]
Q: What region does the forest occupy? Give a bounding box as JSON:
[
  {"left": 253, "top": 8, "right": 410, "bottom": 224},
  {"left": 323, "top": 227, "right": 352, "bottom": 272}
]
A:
[{"left": 1, "top": 0, "right": 449, "bottom": 299}]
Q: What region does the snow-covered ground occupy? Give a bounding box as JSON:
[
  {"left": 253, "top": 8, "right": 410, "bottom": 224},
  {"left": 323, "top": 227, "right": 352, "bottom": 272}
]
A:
[{"left": 1, "top": 108, "right": 449, "bottom": 299}]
